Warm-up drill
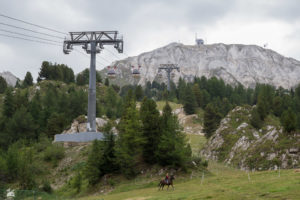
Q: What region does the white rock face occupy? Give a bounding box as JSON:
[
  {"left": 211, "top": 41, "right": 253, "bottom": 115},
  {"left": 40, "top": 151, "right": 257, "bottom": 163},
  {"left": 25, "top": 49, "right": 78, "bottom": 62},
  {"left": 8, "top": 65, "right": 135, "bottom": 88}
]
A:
[
  {"left": 106, "top": 43, "right": 300, "bottom": 88},
  {"left": 0, "top": 71, "right": 18, "bottom": 86}
]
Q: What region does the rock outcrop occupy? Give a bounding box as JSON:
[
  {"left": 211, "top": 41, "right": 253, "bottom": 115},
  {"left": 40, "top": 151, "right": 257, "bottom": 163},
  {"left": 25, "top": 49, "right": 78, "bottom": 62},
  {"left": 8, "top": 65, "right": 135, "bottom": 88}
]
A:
[
  {"left": 62, "top": 116, "right": 118, "bottom": 134},
  {"left": 201, "top": 106, "right": 300, "bottom": 170}
]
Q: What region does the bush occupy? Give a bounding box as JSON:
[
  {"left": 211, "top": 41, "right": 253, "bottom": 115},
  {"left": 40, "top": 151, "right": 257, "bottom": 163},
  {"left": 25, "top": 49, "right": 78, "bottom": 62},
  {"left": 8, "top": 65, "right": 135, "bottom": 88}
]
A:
[
  {"left": 41, "top": 180, "right": 52, "bottom": 193},
  {"left": 190, "top": 156, "right": 208, "bottom": 168},
  {"left": 76, "top": 115, "right": 86, "bottom": 124},
  {"left": 43, "top": 144, "right": 65, "bottom": 165},
  {"left": 34, "top": 135, "right": 52, "bottom": 152},
  {"left": 71, "top": 173, "right": 82, "bottom": 193},
  {"left": 108, "top": 179, "right": 116, "bottom": 187}
]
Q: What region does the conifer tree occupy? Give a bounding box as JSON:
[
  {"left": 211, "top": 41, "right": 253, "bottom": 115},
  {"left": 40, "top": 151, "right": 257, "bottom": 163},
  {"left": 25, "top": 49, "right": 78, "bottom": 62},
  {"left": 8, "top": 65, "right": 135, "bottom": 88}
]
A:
[
  {"left": 140, "top": 97, "right": 161, "bottom": 164},
  {"left": 203, "top": 103, "right": 222, "bottom": 138},
  {"left": 3, "top": 89, "right": 15, "bottom": 118},
  {"left": 134, "top": 85, "right": 144, "bottom": 101},
  {"left": 6, "top": 106, "right": 37, "bottom": 142},
  {"left": 250, "top": 108, "right": 263, "bottom": 129},
  {"left": 183, "top": 84, "right": 197, "bottom": 115},
  {"left": 157, "top": 102, "right": 192, "bottom": 168},
  {"left": 281, "top": 108, "right": 296, "bottom": 133},
  {"left": 23, "top": 72, "right": 33, "bottom": 88},
  {"left": 177, "top": 77, "right": 186, "bottom": 103},
  {"left": 84, "top": 140, "right": 103, "bottom": 185},
  {"left": 193, "top": 83, "right": 202, "bottom": 107},
  {"left": 0, "top": 76, "right": 7, "bottom": 94},
  {"left": 116, "top": 93, "right": 144, "bottom": 177},
  {"left": 105, "top": 78, "right": 110, "bottom": 86},
  {"left": 101, "top": 122, "right": 118, "bottom": 173}
]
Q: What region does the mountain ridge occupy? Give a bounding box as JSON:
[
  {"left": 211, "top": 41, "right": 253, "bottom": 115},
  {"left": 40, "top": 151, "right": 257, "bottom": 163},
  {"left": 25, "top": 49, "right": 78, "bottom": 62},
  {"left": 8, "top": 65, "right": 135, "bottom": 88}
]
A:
[
  {"left": 0, "top": 71, "right": 18, "bottom": 86},
  {"left": 101, "top": 42, "right": 300, "bottom": 89}
]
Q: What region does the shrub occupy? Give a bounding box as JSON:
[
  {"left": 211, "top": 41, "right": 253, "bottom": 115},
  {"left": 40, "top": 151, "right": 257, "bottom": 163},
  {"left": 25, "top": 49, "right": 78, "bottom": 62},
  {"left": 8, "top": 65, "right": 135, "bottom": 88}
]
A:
[
  {"left": 71, "top": 173, "right": 82, "bottom": 193},
  {"left": 43, "top": 144, "right": 65, "bottom": 165},
  {"left": 41, "top": 180, "right": 52, "bottom": 193}
]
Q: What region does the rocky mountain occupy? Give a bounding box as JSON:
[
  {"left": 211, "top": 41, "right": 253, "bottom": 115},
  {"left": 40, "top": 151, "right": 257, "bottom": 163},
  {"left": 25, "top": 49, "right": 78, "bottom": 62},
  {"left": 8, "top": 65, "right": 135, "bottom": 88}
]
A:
[
  {"left": 0, "top": 71, "right": 18, "bottom": 86},
  {"left": 201, "top": 106, "right": 300, "bottom": 170},
  {"left": 102, "top": 43, "right": 300, "bottom": 89}
]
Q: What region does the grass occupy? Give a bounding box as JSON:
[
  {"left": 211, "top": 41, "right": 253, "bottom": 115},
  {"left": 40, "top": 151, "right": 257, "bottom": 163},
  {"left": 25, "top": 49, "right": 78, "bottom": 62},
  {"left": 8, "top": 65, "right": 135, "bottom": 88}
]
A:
[
  {"left": 186, "top": 134, "right": 206, "bottom": 156},
  {"left": 156, "top": 101, "right": 182, "bottom": 111},
  {"left": 78, "top": 161, "right": 300, "bottom": 200},
  {"left": 75, "top": 134, "right": 300, "bottom": 200}
]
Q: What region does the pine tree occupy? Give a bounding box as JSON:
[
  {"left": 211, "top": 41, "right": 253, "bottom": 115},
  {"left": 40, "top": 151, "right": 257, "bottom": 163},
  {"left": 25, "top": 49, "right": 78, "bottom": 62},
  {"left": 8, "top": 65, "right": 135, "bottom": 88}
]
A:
[
  {"left": 23, "top": 72, "right": 33, "bottom": 88},
  {"left": 177, "top": 77, "right": 186, "bottom": 103},
  {"left": 6, "top": 106, "right": 37, "bottom": 142},
  {"left": 101, "top": 122, "right": 118, "bottom": 173},
  {"left": 116, "top": 94, "right": 144, "bottom": 177},
  {"left": 0, "top": 76, "right": 7, "bottom": 94},
  {"left": 15, "top": 79, "right": 21, "bottom": 88},
  {"left": 156, "top": 102, "right": 192, "bottom": 168},
  {"left": 281, "top": 108, "right": 296, "bottom": 133},
  {"left": 84, "top": 140, "right": 103, "bottom": 185},
  {"left": 140, "top": 97, "right": 161, "bottom": 164},
  {"left": 193, "top": 83, "right": 202, "bottom": 107},
  {"left": 134, "top": 85, "right": 144, "bottom": 101},
  {"left": 250, "top": 108, "right": 263, "bottom": 129},
  {"left": 183, "top": 84, "right": 197, "bottom": 115},
  {"left": 203, "top": 103, "right": 222, "bottom": 138},
  {"left": 38, "top": 61, "right": 51, "bottom": 81},
  {"left": 46, "top": 113, "right": 67, "bottom": 138},
  {"left": 105, "top": 78, "right": 110, "bottom": 86},
  {"left": 3, "top": 89, "right": 15, "bottom": 118}
]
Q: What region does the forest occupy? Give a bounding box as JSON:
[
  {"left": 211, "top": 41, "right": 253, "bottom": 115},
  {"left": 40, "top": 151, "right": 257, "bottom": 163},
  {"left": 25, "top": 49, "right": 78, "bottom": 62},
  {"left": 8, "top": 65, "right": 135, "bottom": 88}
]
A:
[{"left": 0, "top": 61, "right": 300, "bottom": 192}]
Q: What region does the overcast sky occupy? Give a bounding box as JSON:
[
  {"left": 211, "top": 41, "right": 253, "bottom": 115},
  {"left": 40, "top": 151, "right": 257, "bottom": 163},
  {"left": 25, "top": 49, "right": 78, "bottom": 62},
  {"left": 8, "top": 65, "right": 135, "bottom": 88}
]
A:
[{"left": 0, "top": 0, "right": 300, "bottom": 80}]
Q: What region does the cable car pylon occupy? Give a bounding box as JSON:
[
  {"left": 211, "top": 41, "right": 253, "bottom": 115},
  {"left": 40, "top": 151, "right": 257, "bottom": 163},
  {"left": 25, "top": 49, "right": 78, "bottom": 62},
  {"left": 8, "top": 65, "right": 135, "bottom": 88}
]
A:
[
  {"left": 158, "top": 64, "right": 180, "bottom": 91},
  {"left": 63, "top": 31, "right": 123, "bottom": 132}
]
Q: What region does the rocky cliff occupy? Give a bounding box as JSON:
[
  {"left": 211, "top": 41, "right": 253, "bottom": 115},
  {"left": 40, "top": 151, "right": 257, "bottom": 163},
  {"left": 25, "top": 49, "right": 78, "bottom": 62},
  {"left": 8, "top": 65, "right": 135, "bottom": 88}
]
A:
[
  {"left": 101, "top": 43, "right": 300, "bottom": 89},
  {"left": 0, "top": 71, "right": 18, "bottom": 86},
  {"left": 201, "top": 106, "right": 300, "bottom": 170}
]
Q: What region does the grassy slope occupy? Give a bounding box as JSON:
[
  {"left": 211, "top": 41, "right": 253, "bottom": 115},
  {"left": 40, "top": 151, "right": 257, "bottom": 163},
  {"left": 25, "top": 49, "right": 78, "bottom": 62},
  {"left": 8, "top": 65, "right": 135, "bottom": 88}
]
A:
[
  {"left": 80, "top": 164, "right": 300, "bottom": 200},
  {"left": 78, "top": 134, "right": 300, "bottom": 200}
]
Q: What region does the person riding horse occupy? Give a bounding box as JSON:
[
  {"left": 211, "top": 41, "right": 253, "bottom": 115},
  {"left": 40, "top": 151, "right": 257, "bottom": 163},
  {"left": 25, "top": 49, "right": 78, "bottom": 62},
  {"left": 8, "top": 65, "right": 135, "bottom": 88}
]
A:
[
  {"left": 158, "top": 174, "right": 175, "bottom": 190},
  {"left": 165, "top": 173, "right": 169, "bottom": 184}
]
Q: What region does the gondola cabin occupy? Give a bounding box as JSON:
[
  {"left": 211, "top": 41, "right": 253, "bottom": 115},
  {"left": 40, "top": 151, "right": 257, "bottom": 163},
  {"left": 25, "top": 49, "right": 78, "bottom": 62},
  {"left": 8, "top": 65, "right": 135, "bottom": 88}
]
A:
[
  {"left": 107, "top": 66, "right": 117, "bottom": 79},
  {"left": 131, "top": 66, "right": 141, "bottom": 78}
]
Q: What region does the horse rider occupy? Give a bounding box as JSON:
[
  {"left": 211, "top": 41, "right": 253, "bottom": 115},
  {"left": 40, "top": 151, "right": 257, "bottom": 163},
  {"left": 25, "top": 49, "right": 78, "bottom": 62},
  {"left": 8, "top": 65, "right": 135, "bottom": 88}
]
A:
[{"left": 165, "top": 173, "right": 169, "bottom": 184}]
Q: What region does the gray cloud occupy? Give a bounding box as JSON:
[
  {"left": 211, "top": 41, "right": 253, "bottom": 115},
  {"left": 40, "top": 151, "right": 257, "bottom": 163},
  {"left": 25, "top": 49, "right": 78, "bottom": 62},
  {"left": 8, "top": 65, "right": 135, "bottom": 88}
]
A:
[{"left": 0, "top": 0, "right": 299, "bottom": 80}]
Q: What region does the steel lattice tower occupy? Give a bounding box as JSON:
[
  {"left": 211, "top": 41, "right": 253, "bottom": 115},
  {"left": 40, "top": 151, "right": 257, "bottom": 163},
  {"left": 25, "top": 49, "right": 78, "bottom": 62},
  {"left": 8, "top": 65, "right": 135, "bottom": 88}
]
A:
[{"left": 158, "top": 64, "right": 180, "bottom": 91}]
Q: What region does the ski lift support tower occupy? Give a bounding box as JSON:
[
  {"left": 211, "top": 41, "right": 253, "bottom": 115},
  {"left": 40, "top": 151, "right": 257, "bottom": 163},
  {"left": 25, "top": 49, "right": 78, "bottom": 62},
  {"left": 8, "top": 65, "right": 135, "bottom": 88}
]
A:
[
  {"left": 63, "top": 31, "right": 123, "bottom": 132},
  {"left": 158, "top": 64, "right": 180, "bottom": 91}
]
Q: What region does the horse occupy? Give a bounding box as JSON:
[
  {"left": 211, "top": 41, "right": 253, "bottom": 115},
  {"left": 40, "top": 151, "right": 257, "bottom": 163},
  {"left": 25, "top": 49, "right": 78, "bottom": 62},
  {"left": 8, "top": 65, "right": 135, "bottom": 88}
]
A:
[{"left": 158, "top": 175, "right": 175, "bottom": 190}]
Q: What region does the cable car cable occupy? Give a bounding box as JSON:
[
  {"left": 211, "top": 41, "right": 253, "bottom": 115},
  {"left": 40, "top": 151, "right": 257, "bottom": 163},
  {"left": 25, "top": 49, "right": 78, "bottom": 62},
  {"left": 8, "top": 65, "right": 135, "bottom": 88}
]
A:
[
  {"left": 0, "top": 13, "right": 68, "bottom": 35},
  {"left": 0, "top": 28, "right": 62, "bottom": 43},
  {"left": 0, "top": 22, "right": 65, "bottom": 39},
  {"left": 0, "top": 33, "right": 62, "bottom": 46}
]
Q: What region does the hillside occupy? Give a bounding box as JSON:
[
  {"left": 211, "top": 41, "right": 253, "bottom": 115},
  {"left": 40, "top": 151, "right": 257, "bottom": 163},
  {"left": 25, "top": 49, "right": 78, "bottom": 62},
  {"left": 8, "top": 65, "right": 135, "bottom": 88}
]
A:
[
  {"left": 101, "top": 43, "right": 300, "bottom": 89},
  {"left": 201, "top": 106, "right": 300, "bottom": 170}
]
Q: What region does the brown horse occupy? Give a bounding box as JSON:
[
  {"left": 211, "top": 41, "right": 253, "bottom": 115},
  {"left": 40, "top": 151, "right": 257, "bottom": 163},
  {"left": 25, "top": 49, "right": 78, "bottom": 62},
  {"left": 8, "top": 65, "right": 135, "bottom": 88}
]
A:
[{"left": 158, "top": 175, "right": 175, "bottom": 190}]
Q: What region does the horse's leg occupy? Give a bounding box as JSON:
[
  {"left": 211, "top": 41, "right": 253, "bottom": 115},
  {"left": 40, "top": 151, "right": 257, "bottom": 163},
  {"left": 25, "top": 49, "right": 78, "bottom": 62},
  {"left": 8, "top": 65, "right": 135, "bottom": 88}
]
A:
[
  {"left": 172, "top": 183, "right": 174, "bottom": 190},
  {"left": 167, "top": 184, "right": 169, "bottom": 190}
]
